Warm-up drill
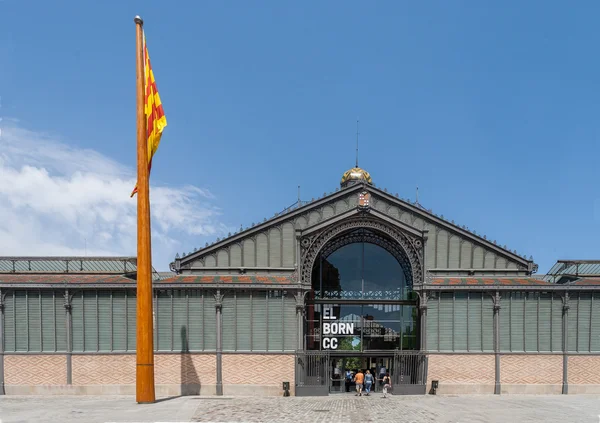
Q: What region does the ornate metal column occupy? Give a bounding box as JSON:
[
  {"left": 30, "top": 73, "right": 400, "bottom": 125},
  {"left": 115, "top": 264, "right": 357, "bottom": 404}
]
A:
[
  {"left": 294, "top": 291, "right": 305, "bottom": 351},
  {"left": 214, "top": 290, "right": 224, "bottom": 396},
  {"left": 0, "top": 290, "right": 5, "bottom": 395},
  {"left": 418, "top": 292, "right": 429, "bottom": 385},
  {"left": 419, "top": 293, "right": 428, "bottom": 351},
  {"left": 562, "top": 292, "right": 570, "bottom": 395},
  {"left": 493, "top": 291, "right": 501, "bottom": 395},
  {"left": 64, "top": 290, "right": 73, "bottom": 385}
]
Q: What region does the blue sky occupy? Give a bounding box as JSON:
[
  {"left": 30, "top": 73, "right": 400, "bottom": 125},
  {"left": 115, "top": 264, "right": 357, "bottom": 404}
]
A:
[{"left": 0, "top": 1, "right": 598, "bottom": 272}]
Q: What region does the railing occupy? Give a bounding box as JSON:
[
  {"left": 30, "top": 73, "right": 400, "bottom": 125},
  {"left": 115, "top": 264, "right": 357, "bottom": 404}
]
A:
[
  {"left": 391, "top": 350, "right": 427, "bottom": 394},
  {"left": 295, "top": 351, "right": 330, "bottom": 396}
]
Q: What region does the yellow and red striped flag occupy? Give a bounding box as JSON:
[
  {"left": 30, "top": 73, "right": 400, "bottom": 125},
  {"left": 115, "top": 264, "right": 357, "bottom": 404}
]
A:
[{"left": 131, "top": 32, "right": 167, "bottom": 197}]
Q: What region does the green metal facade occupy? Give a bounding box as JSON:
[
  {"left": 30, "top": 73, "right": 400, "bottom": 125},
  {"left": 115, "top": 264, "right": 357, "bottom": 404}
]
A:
[
  {"left": 2, "top": 288, "right": 298, "bottom": 353},
  {"left": 175, "top": 184, "right": 534, "bottom": 278},
  {"left": 426, "top": 291, "right": 600, "bottom": 353}
]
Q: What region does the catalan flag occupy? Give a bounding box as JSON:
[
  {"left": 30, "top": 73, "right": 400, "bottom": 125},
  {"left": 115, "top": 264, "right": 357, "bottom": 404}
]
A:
[{"left": 131, "top": 32, "right": 167, "bottom": 197}]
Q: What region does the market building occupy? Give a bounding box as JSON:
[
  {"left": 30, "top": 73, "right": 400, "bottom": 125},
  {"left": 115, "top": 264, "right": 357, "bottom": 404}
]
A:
[{"left": 1, "top": 167, "right": 600, "bottom": 396}]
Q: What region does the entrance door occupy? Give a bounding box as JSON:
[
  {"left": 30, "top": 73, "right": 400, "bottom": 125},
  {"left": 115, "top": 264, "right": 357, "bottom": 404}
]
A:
[{"left": 328, "top": 356, "right": 393, "bottom": 394}]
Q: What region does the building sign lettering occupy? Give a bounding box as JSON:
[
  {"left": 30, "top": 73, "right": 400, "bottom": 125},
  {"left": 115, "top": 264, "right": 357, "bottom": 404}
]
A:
[{"left": 322, "top": 305, "right": 355, "bottom": 350}]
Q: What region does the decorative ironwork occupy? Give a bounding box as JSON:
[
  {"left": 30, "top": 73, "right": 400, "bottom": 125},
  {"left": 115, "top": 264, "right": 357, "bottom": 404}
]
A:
[
  {"left": 561, "top": 292, "right": 570, "bottom": 312},
  {"left": 300, "top": 216, "right": 424, "bottom": 289},
  {"left": 294, "top": 290, "right": 308, "bottom": 315},
  {"left": 318, "top": 229, "right": 413, "bottom": 286},
  {"left": 492, "top": 291, "right": 501, "bottom": 312},
  {"left": 63, "top": 290, "right": 73, "bottom": 312},
  {"left": 214, "top": 292, "right": 224, "bottom": 311},
  {"left": 316, "top": 290, "right": 405, "bottom": 301}
]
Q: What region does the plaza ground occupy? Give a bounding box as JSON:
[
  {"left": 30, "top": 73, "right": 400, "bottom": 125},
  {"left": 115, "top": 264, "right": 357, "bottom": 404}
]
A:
[{"left": 2, "top": 394, "right": 600, "bottom": 422}]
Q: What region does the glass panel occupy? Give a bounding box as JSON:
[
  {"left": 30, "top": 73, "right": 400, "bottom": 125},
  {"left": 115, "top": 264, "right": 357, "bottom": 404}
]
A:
[
  {"left": 312, "top": 230, "right": 409, "bottom": 300},
  {"left": 363, "top": 243, "right": 405, "bottom": 300},
  {"left": 305, "top": 303, "right": 416, "bottom": 351}
]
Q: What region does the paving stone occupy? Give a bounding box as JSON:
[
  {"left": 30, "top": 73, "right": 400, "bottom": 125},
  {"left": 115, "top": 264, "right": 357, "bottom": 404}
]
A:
[
  {"left": 190, "top": 394, "right": 600, "bottom": 423},
  {"left": 2, "top": 394, "right": 600, "bottom": 422}
]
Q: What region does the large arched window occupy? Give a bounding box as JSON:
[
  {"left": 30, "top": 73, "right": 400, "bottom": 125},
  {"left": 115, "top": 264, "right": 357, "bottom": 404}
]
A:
[
  {"left": 306, "top": 228, "right": 418, "bottom": 351},
  {"left": 311, "top": 229, "right": 411, "bottom": 300}
]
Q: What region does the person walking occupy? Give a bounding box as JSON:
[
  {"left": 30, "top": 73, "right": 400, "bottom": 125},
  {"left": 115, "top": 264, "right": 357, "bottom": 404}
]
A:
[
  {"left": 364, "top": 370, "right": 374, "bottom": 396},
  {"left": 353, "top": 369, "right": 364, "bottom": 396},
  {"left": 382, "top": 373, "right": 391, "bottom": 398}
]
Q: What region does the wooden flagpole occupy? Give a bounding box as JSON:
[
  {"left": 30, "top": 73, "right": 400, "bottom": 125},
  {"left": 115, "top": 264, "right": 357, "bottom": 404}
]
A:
[{"left": 134, "top": 15, "right": 156, "bottom": 404}]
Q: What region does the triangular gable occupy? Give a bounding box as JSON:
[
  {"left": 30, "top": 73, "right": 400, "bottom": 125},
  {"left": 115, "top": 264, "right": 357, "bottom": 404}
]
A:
[{"left": 174, "top": 184, "right": 534, "bottom": 275}]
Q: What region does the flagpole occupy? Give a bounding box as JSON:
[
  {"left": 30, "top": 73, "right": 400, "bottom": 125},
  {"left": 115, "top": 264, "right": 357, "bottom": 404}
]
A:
[{"left": 134, "top": 15, "right": 156, "bottom": 404}]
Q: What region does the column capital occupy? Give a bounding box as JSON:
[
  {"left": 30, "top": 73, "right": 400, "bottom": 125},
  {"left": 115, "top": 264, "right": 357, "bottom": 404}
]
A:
[
  {"left": 561, "top": 292, "right": 570, "bottom": 312},
  {"left": 63, "top": 290, "right": 73, "bottom": 312},
  {"left": 294, "top": 290, "right": 307, "bottom": 314},
  {"left": 491, "top": 291, "right": 501, "bottom": 312},
  {"left": 214, "top": 292, "right": 224, "bottom": 311}
]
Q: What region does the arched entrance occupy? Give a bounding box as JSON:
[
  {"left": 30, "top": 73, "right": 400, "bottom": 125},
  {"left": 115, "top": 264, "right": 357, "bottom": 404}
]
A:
[{"left": 296, "top": 217, "right": 426, "bottom": 396}]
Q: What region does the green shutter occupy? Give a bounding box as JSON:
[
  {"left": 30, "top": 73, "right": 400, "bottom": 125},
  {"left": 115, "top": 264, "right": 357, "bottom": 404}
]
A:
[
  {"left": 510, "top": 293, "right": 525, "bottom": 352},
  {"left": 283, "top": 293, "right": 297, "bottom": 351},
  {"left": 98, "top": 290, "right": 111, "bottom": 351},
  {"left": 14, "top": 291, "right": 28, "bottom": 351},
  {"left": 567, "top": 294, "right": 578, "bottom": 352},
  {"left": 577, "top": 293, "right": 592, "bottom": 353},
  {"left": 188, "top": 289, "right": 203, "bottom": 351},
  {"left": 173, "top": 290, "right": 187, "bottom": 352},
  {"left": 551, "top": 294, "right": 563, "bottom": 352},
  {"left": 591, "top": 293, "right": 600, "bottom": 352},
  {"left": 54, "top": 291, "right": 67, "bottom": 352},
  {"left": 268, "top": 291, "right": 284, "bottom": 351},
  {"left": 41, "top": 290, "right": 56, "bottom": 351},
  {"left": 454, "top": 293, "right": 468, "bottom": 351},
  {"left": 27, "top": 290, "right": 41, "bottom": 352},
  {"left": 236, "top": 291, "right": 251, "bottom": 351},
  {"left": 538, "top": 293, "right": 552, "bottom": 352},
  {"left": 72, "top": 292, "right": 84, "bottom": 352},
  {"left": 112, "top": 290, "right": 127, "bottom": 351},
  {"left": 499, "top": 293, "right": 510, "bottom": 352},
  {"left": 203, "top": 292, "right": 216, "bottom": 351},
  {"left": 126, "top": 290, "right": 137, "bottom": 351},
  {"left": 222, "top": 292, "right": 236, "bottom": 351},
  {"left": 4, "top": 292, "right": 15, "bottom": 352},
  {"left": 83, "top": 290, "right": 98, "bottom": 351},
  {"left": 467, "top": 293, "right": 482, "bottom": 352},
  {"left": 426, "top": 294, "right": 439, "bottom": 351},
  {"left": 482, "top": 294, "right": 494, "bottom": 352},
  {"left": 524, "top": 293, "right": 538, "bottom": 352},
  {"left": 438, "top": 293, "right": 453, "bottom": 351},
  {"left": 252, "top": 291, "right": 267, "bottom": 351},
  {"left": 157, "top": 290, "right": 172, "bottom": 351}
]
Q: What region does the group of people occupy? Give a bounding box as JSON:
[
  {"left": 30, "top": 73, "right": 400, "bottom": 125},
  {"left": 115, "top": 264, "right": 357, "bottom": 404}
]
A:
[{"left": 348, "top": 369, "right": 392, "bottom": 397}]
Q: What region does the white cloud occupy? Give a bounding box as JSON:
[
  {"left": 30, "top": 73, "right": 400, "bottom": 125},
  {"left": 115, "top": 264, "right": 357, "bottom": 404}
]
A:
[{"left": 0, "top": 120, "right": 228, "bottom": 270}]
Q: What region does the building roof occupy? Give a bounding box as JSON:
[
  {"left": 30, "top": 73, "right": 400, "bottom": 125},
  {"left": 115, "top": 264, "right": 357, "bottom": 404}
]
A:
[
  {"left": 0, "top": 274, "right": 295, "bottom": 287},
  {"left": 544, "top": 260, "right": 600, "bottom": 283},
  {"left": 159, "top": 275, "right": 295, "bottom": 285},
  {"left": 0, "top": 256, "right": 138, "bottom": 274},
  {"left": 565, "top": 277, "right": 600, "bottom": 286},
  {"left": 429, "top": 277, "right": 553, "bottom": 286},
  {"left": 0, "top": 274, "right": 136, "bottom": 285},
  {"left": 176, "top": 182, "right": 535, "bottom": 272}
]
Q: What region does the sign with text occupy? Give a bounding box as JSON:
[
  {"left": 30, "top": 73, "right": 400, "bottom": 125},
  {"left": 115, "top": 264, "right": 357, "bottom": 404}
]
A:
[{"left": 322, "top": 305, "right": 355, "bottom": 350}]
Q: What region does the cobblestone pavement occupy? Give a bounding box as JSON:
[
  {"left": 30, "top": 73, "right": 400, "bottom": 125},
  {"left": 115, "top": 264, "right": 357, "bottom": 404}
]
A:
[
  {"left": 2, "top": 394, "right": 600, "bottom": 423},
  {"left": 191, "top": 394, "right": 600, "bottom": 423}
]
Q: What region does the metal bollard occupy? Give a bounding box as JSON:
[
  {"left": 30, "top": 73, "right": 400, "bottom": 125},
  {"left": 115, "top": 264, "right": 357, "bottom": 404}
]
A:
[{"left": 283, "top": 381, "right": 290, "bottom": 397}]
